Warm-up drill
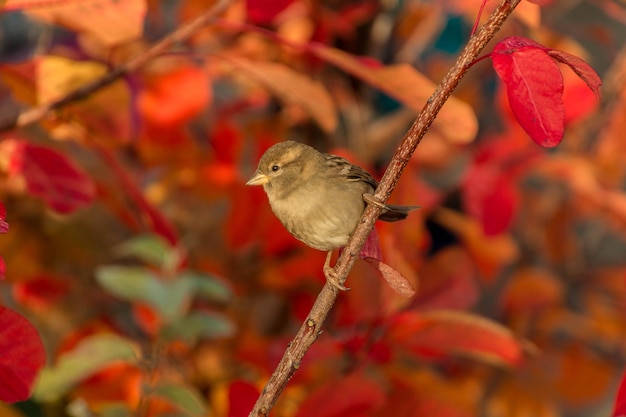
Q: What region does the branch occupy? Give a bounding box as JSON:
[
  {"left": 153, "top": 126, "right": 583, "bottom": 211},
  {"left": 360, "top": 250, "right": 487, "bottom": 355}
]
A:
[
  {"left": 248, "top": 0, "right": 522, "bottom": 415},
  {"left": 0, "top": 0, "right": 233, "bottom": 132}
]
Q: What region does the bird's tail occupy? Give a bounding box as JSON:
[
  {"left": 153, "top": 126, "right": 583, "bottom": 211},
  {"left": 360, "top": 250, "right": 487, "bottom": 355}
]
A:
[{"left": 378, "top": 204, "right": 420, "bottom": 222}]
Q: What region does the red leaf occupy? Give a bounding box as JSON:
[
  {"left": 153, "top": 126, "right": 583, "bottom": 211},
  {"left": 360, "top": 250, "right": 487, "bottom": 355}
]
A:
[
  {"left": 547, "top": 49, "right": 602, "bottom": 99},
  {"left": 132, "top": 303, "right": 162, "bottom": 337},
  {"left": 359, "top": 228, "right": 382, "bottom": 260},
  {"left": 96, "top": 146, "right": 179, "bottom": 245},
  {"left": 492, "top": 36, "right": 565, "bottom": 148},
  {"left": 364, "top": 258, "right": 416, "bottom": 297},
  {"left": 359, "top": 229, "right": 415, "bottom": 297},
  {"left": 7, "top": 140, "right": 96, "bottom": 214},
  {"left": 0, "top": 306, "right": 46, "bottom": 403},
  {"left": 562, "top": 72, "right": 600, "bottom": 124},
  {"left": 0, "top": 201, "right": 8, "bottom": 233},
  {"left": 227, "top": 380, "right": 259, "bottom": 417},
  {"left": 294, "top": 372, "right": 385, "bottom": 417},
  {"left": 12, "top": 274, "right": 71, "bottom": 310},
  {"left": 463, "top": 163, "right": 518, "bottom": 235},
  {"left": 246, "top": 0, "right": 293, "bottom": 24},
  {"left": 614, "top": 371, "right": 626, "bottom": 417},
  {"left": 387, "top": 310, "right": 526, "bottom": 367},
  {"left": 209, "top": 121, "right": 243, "bottom": 165},
  {"left": 0, "top": 201, "right": 7, "bottom": 281}
]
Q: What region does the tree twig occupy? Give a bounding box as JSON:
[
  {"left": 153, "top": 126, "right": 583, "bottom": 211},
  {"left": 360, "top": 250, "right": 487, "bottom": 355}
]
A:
[
  {"left": 0, "top": 0, "right": 233, "bottom": 132},
  {"left": 248, "top": 0, "right": 522, "bottom": 415}
]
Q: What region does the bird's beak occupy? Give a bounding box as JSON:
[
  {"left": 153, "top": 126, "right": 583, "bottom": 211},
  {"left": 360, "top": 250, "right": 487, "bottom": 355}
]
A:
[{"left": 246, "top": 171, "right": 269, "bottom": 186}]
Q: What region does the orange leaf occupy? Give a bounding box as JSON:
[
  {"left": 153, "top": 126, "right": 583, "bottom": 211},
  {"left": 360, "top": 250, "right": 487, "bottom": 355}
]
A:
[
  {"left": 137, "top": 66, "right": 211, "bottom": 128},
  {"left": 414, "top": 247, "right": 478, "bottom": 311},
  {"left": 500, "top": 268, "right": 564, "bottom": 315},
  {"left": 432, "top": 208, "right": 519, "bottom": 281},
  {"left": 73, "top": 363, "right": 143, "bottom": 410},
  {"left": 485, "top": 376, "right": 558, "bottom": 417},
  {"left": 20, "top": 0, "right": 146, "bottom": 46},
  {"left": 226, "top": 57, "right": 338, "bottom": 133},
  {"left": 310, "top": 44, "right": 478, "bottom": 144},
  {"left": 381, "top": 371, "right": 474, "bottom": 417},
  {"left": 388, "top": 310, "right": 526, "bottom": 367},
  {"left": 551, "top": 342, "right": 615, "bottom": 407}
]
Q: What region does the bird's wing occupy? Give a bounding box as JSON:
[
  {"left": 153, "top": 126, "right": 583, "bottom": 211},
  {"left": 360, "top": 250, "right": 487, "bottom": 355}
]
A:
[{"left": 324, "top": 154, "right": 379, "bottom": 189}]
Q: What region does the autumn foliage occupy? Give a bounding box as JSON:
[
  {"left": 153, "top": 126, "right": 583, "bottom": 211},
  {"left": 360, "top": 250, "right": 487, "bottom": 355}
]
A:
[{"left": 0, "top": 0, "right": 624, "bottom": 416}]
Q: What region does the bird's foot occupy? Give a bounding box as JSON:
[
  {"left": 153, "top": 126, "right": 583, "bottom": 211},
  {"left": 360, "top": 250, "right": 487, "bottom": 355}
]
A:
[
  {"left": 324, "top": 251, "right": 349, "bottom": 291},
  {"left": 363, "top": 193, "right": 388, "bottom": 210}
]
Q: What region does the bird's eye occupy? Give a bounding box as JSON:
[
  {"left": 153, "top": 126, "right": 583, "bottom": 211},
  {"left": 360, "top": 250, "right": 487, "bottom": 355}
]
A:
[{"left": 271, "top": 165, "right": 280, "bottom": 172}]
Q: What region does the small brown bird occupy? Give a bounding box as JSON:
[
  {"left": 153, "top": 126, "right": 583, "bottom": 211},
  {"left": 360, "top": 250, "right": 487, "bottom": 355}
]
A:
[{"left": 246, "top": 140, "right": 415, "bottom": 290}]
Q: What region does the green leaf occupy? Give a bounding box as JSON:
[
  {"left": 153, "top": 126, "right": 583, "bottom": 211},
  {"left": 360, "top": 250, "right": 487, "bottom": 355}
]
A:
[
  {"left": 151, "top": 383, "right": 208, "bottom": 417},
  {"left": 161, "top": 311, "right": 235, "bottom": 344},
  {"left": 96, "top": 266, "right": 192, "bottom": 321},
  {"left": 34, "top": 334, "right": 139, "bottom": 402},
  {"left": 116, "top": 234, "right": 179, "bottom": 270},
  {"left": 96, "top": 265, "right": 161, "bottom": 300},
  {"left": 98, "top": 403, "right": 134, "bottom": 417},
  {"left": 178, "top": 271, "right": 233, "bottom": 303}
]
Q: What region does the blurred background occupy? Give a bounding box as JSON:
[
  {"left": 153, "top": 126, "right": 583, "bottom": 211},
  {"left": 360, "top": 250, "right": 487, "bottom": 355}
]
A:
[{"left": 0, "top": 0, "right": 625, "bottom": 416}]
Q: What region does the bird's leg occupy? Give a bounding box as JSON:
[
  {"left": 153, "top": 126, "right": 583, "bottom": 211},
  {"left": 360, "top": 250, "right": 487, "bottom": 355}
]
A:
[
  {"left": 363, "top": 193, "right": 388, "bottom": 210},
  {"left": 323, "top": 251, "right": 349, "bottom": 291}
]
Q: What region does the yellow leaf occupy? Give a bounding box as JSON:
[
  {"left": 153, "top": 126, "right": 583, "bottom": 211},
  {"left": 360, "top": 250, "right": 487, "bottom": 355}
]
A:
[{"left": 36, "top": 56, "right": 107, "bottom": 104}]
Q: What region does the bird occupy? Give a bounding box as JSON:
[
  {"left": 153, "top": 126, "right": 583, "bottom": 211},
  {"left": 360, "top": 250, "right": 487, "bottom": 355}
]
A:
[{"left": 246, "top": 140, "right": 416, "bottom": 291}]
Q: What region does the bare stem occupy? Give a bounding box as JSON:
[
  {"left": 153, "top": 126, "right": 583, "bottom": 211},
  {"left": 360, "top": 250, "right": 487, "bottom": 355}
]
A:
[
  {"left": 0, "top": 0, "right": 233, "bottom": 132},
  {"left": 248, "top": 0, "right": 522, "bottom": 415}
]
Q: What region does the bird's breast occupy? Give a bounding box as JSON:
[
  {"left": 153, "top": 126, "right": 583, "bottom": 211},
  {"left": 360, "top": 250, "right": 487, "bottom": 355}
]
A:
[{"left": 266, "top": 184, "right": 365, "bottom": 251}]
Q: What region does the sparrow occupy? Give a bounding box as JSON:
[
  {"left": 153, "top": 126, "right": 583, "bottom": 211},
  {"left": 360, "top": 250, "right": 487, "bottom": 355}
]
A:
[{"left": 246, "top": 140, "right": 416, "bottom": 290}]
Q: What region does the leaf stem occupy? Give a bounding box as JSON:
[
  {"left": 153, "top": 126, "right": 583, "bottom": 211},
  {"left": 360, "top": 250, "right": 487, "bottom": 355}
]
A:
[{"left": 471, "top": 0, "right": 490, "bottom": 37}]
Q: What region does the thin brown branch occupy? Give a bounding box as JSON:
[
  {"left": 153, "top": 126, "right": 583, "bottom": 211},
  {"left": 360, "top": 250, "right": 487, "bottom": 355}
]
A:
[
  {"left": 0, "top": 0, "right": 233, "bottom": 132},
  {"left": 248, "top": 0, "right": 522, "bottom": 415}
]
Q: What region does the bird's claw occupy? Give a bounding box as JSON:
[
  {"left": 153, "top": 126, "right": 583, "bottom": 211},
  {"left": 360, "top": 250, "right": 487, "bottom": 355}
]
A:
[
  {"left": 324, "top": 265, "right": 350, "bottom": 291},
  {"left": 363, "top": 193, "right": 387, "bottom": 210},
  {"left": 324, "top": 251, "right": 350, "bottom": 291}
]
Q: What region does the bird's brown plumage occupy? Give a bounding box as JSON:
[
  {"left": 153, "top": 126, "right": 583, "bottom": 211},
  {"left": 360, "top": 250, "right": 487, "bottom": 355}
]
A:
[{"left": 246, "top": 141, "right": 415, "bottom": 251}]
